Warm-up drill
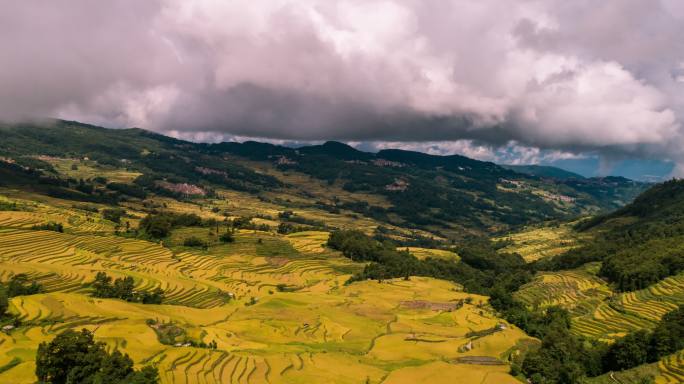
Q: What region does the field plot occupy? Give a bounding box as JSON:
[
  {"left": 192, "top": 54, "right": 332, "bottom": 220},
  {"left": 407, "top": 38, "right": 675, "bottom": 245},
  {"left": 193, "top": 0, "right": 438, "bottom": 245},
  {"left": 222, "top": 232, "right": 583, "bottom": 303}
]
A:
[
  {"left": 0, "top": 192, "right": 117, "bottom": 234},
  {"left": 515, "top": 262, "right": 612, "bottom": 314},
  {"left": 656, "top": 349, "right": 684, "bottom": 383},
  {"left": 0, "top": 196, "right": 531, "bottom": 383},
  {"left": 285, "top": 231, "right": 329, "bottom": 254},
  {"left": 404, "top": 247, "right": 460, "bottom": 261},
  {"left": 42, "top": 157, "right": 142, "bottom": 183},
  {"left": 591, "top": 349, "right": 684, "bottom": 384},
  {"left": 518, "top": 263, "right": 684, "bottom": 342},
  {"left": 572, "top": 273, "right": 684, "bottom": 341},
  {"left": 382, "top": 361, "right": 519, "bottom": 384},
  {"left": 495, "top": 223, "right": 583, "bottom": 262}
]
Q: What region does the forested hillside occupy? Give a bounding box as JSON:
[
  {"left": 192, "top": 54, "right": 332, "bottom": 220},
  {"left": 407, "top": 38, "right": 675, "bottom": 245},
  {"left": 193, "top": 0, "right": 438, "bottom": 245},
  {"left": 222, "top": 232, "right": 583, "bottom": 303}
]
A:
[
  {"left": 0, "top": 120, "right": 648, "bottom": 239},
  {"left": 542, "top": 179, "right": 684, "bottom": 291}
]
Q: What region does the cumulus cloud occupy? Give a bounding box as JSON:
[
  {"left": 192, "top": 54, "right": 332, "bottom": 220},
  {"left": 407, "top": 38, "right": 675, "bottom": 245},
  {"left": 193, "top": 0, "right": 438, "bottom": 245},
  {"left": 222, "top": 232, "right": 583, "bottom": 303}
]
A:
[{"left": 1, "top": 0, "right": 683, "bottom": 171}]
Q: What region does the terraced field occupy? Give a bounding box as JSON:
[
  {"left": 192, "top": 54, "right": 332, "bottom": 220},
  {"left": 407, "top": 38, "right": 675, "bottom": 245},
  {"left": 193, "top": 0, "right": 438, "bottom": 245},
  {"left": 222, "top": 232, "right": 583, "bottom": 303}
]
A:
[
  {"left": 404, "top": 247, "right": 460, "bottom": 261},
  {"left": 42, "top": 157, "right": 142, "bottom": 184},
  {"left": 587, "top": 348, "right": 684, "bottom": 384},
  {"left": 656, "top": 349, "right": 684, "bottom": 383},
  {"left": 0, "top": 192, "right": 117, "bottom": 234},
  {"left": 515, "top": 263, "right": 612, "bottom": 314},
  {"left": 0, "top": 197, "right": 531, "bottom": 383},
  {"left": 495, "top": 223, "right": 584, "bottom": 262},
  {"left": 571, "top": 273, "right": 684, "bottom": 342},
  {"left": 285, "top": 231, "right": 329, "bottom": 254},
  {"left": 517, "top": 261, "right": 684, "bottom": 344}
]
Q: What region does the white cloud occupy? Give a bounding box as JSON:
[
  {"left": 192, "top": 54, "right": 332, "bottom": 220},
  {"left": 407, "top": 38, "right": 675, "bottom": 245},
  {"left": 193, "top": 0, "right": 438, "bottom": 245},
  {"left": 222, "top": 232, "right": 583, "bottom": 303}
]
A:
[{"left": 1, "top": 0, "right": 684, "bottom": 169}]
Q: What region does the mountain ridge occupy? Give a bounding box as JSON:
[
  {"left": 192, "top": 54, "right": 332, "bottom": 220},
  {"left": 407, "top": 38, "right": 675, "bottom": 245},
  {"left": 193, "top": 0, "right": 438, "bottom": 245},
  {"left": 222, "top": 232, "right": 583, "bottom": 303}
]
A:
[
  {"left": 501, "top": 164, "right": 586, "bottom": 180},
  {"left": 0, "top": 119, "right": 649, "bottom": 238}
]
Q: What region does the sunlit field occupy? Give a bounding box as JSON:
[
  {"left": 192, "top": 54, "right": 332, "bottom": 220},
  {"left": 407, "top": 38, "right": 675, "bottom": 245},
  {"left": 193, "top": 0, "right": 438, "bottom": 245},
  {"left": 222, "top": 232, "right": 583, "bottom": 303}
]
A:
[
  {"left": 0, "top": 193, "right": 531, "bottom": 383},
  {"left": 495, "top": 223, "right": 584, "bottom": 262}
]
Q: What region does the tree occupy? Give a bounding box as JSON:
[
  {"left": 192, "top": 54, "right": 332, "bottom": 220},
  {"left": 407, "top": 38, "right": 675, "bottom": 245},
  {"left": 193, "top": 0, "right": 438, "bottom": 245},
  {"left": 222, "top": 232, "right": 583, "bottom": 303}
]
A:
[
  {"left": 112, "top": 276, "right": 135, "bottom": 301},
  {"left": 141, "top": 288, "right": 164, "bottom": 305},
  {"left": 7, "top": 273, "right": 42, "bottom": 297},
  {"left": 36, "top": 329, "right": 107, "bottom": 384},
  {"left": 0, "top": 285, "right": 8, "bottom": 317},
  {"left": 102, "top": 208, "right": 126, "bottom": 224},
  {"left": 277, "top": 222, "right": 294, "bottom": 234},
  {"left": 90, "top": 273, "right": 163, "bottom": 304},
  {"left": 603, "top": 331, "right": 650, "bottom": 371},
  {"left": 219, "top": 232, "right": 234, "bottom": 243},
  {"left": 183, "top": 236, "right": 205, "bottom": 247},
  {"left": 139, "top": 214, "right": 172, "bottom": 238},
  {"left": 35, "top": 329, "right": 158, "bottom": 384},
  {"left": 92, "top": 272, "right": 113, "bottom": 298},
  {"left": 649, "top": 305, "right": 684, "bottom": 358}
]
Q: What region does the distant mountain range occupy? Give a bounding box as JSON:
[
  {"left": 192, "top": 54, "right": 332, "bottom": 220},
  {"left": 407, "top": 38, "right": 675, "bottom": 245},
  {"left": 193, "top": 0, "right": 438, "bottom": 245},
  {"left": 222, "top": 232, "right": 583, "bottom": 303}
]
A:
[
  {"left": 500, "top": 164, "right": 585, "bottom": 180},
  {"left": 0, "top": 120, "right": 650, "bottom": 237}
]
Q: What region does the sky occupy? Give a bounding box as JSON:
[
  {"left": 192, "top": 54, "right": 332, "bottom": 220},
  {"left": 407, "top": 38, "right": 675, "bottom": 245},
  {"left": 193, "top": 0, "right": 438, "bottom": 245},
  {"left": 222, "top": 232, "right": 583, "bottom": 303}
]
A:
[{"left": 1, "top": 1, "right": 683, "bottom": 180}]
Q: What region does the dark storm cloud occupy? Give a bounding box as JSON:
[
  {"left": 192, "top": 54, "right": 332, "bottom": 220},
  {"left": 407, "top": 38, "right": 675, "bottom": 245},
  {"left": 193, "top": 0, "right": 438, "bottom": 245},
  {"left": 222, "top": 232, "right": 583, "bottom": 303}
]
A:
[{"left": 1, "top": 1, "right": 684, "bottom": 172}]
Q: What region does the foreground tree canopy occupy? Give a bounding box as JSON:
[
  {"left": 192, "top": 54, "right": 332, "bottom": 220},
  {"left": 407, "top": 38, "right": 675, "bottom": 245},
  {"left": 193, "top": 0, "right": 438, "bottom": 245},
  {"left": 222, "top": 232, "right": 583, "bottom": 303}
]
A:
[{"left": 36, "top": 329, "right": 159, "bottom": 384}]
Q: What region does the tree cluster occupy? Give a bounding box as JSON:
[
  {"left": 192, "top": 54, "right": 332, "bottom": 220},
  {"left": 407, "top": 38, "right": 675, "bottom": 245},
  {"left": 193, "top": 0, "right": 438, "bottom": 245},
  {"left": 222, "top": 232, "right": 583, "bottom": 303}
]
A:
[
  {"left": 604, "top": 305, "right": 684, "bottom": 371},
  {"left": 139, "top": 212, "right": 202, "bottom": 238},
  {"left": 102, "top": 208, "right": 126, "bottom": 224},
  {"left": 1, "top": 273, "right": 43, "bottom": 318},
  {"left": 219, "top": 231, "right": 235, "bottom": 243},
  {"left": 277, "top": 222, "right": 309, "bottom": 235},
  {"left": 520, "top": 305, "right": 684, "bottom": 383},
  {"left": 91, "top": 272, "right": 164, "bottom": 304},
  {"left": 31, "top": 222, "right": 64, "bottom": 233},
  {"left": 231, "top": 216, "right": 271, "bottom": 232},
  {"left": 183, "top": 236, "right": 207, "bottom": 248},
  {"left": 0, "top": 285, "right": 7, "bottom": 318},
  {"left": 328, "top": 230, "right": 529, "bottom": 295},
  {"left": 6, "top": 273, "right": 42, "bottom": 297}
]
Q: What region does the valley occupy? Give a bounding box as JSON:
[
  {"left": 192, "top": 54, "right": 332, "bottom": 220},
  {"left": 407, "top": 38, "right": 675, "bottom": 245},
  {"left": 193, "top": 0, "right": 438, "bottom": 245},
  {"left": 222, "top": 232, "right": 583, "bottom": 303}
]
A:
[{"left": 0, "top": 121, "right": 682, "bottom": 384}]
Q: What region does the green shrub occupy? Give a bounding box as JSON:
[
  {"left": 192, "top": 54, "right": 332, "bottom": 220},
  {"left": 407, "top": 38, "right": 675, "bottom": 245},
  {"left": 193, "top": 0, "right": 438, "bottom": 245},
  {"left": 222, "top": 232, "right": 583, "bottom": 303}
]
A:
[
  {"left": 31, "top": 222, "right": 64, "bottom": 233},
  {"left": 102, "top": 208, "right": 126, "bottom": 223},
  {"left": 183, "top": 236, "right": 206, "bottom": 247},
  {"left": 219, "top": 232, "right": 234, "bottom": 243},
  {"left": 7, "top": 274, "right": 42, "bottom": 297}
]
